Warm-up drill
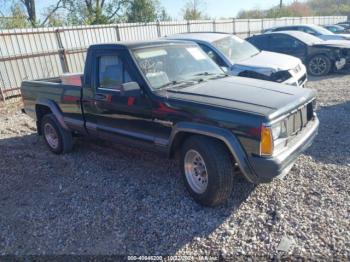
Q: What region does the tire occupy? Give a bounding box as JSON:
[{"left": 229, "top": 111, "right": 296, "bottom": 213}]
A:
[
  {"left": 180, "top": 136, "right": 235, "bottom": 207},
  {"left": 41, "top": 114, "right": 73, "bottom": 154},
  {"left": 307, "top": 54, "right": 331, "bottom": 76}
]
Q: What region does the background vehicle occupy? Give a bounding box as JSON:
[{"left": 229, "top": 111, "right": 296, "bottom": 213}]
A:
[
  {"left": 21, "top": 40, "right": 319, "bottom": 207},
  {"left": 167, "top": 32, "right": 307, "bottom": 87},
  {"left": 336, "top": 21, "right": 350, "bottom": 31},
  {"left": 264, "top": 24, "right": 350, "bottom": 41},
  {"left": 324, "top": 25, "right": 347, "bottom": 34},
  {"left": 247, "top": 31, "right": 350, "bottom": 76}
]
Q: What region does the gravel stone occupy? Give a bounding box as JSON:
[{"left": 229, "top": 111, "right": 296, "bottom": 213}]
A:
[{"left": 0, "top": 72, "right": 349, "bottom": 259}]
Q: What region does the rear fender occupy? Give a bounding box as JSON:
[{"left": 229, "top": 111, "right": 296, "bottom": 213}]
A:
[{"left": 36, "top": 98, "right": 70, "bottom": 131}]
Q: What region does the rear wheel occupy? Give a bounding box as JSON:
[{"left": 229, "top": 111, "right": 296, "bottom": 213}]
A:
[
  {"left": 181, "top": 136, "right": 235, "bottom": 207},
  {"left": 307, "top": 55, "right": 331, "bottom": 76},
  {"left": 41, "top": 114, "right": 73, "bottom": 154}
]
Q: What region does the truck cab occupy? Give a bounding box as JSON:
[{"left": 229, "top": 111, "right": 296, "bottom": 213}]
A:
[{"left": 21, "top": 40, "right": 319, "bottom": 206}]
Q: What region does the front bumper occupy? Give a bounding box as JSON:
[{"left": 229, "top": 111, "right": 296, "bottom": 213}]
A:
[
  {"left": 248, "top": 116, "right": 319, "bottom": 183},
  {"left": 283, "top": 64, "right": 308, "bottom": 88}
]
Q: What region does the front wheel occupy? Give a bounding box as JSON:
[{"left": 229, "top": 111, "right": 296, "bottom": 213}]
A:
[
  {"left": 307, "top": 55, "right": 331, "bottom": 76},
  {"left": 181, "top": 136, "right": 235, "bottom": 207}
]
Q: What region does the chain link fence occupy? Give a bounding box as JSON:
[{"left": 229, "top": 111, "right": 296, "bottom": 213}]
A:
[{"left": 0, "top": 16, "right": 347, "bottom": 104}]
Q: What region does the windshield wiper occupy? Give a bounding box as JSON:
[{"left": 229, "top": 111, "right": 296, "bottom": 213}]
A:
[
  {"left": 157, "top": 80, "right": 197, "bottom": 90},
  {"left": 192, "top": 72, "right": 228, "bottom": 80}
]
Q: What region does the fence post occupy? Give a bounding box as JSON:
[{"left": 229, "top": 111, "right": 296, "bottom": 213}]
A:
[
  {"left": 187, "top": 20, "right": 191, "bottom": 32},
  {"left": 232, "top": 18, "right": 236, "bottom": 34},
  {"left": 156, "top": 20, "right": 161, "bottom": 37},
  {"left": 247, "top": 19, "right": 251, "bottom": 37},
  {"left": 213, "top": 20, "right": 216, "bottom": 32},
  {"left": 55, "top": 29, "right": 69, "bottom": 73},
  {"left": 0, "top": 86, "right": 4, "bottom": 103},
  {"left": 115, "top": 24, "right": 121, "bottom": 41},
  {"left": 261, "top": 19, "right": 264, "bottom": 33}
]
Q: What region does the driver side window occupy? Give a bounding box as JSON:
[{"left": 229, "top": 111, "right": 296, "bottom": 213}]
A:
[{"left": 98, "top": 55, "right": 133, "bottom": 90}]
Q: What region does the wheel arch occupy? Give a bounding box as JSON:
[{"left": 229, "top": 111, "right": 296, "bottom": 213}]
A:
[
  {"left": 35, "top": 99, "right": 70, "bottom": 134},
  {"left": 168, "top": 122, "right": 258, "bottom": 183}
]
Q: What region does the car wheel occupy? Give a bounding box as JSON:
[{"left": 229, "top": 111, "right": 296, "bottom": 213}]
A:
[
  {"left": 307, "top": 55, "right": 331, "bottom": 76},
  {"left": 181, "top": 135, "right": 235, "bottom": 207},
  {"left": 41, "top": 114, "right": 73, "bottom": 154}
]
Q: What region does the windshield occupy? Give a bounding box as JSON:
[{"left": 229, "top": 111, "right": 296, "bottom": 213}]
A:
[
  {"left": 132, "top": 44, "right": 224, "bottom": 90},
  {"left": 212, "top": 36, "right": 260, "bottom": 63},
  {"left": 312, "top": 25, "right": 335, "bottom": 35}
]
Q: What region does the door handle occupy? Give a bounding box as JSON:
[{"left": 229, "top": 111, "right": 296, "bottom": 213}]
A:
[{"left": 95, "top": 93, "right": 108, "bottom": 101}]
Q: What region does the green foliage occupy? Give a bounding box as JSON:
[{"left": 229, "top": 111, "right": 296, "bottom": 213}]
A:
[
  {"left": 126, "top": 0, "right": 158, "bottom": 22},
  {"left": 308, "top": 0, "right": 350, "bottom": 17},
  {"left": 0, "top": 4, "right": 29, "bottom": 29},
  {"left": 64, "top": 0, "right": 130, "bottom": 25},
  {"left": 157, "top": 7, "right": 172, "bottom": 21},
  {"left": 182, "top": 0, "right": 206, "bottom": 20},
  {"left": 237, "top": 0, "right": 350, "bottom": 19}
]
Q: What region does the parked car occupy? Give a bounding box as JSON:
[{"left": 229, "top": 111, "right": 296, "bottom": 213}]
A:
[
  {"left": 324, "top": 25, "right": 347, "bottom": 34},
  {"left": 167, "top": 33, "right": 307, "bottom": 87},
  {"left": 247, "top": 31, "right": 350, "bottom": 76},
  {"left": 21, "top": 40, "right": 319, "bottom": 206},
  {"left": 263, "top": 24, "right": 350, "bottom": 41},
  {"left": 336, "top": 21, "right": 350, "bottom": 31}
]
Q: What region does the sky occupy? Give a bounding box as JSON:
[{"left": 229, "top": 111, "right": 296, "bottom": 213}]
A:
[{"left": 31, "top": 0, "right": 298, "bottom": 20}]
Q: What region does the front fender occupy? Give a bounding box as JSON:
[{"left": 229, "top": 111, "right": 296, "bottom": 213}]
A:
[{"left": 168, "top": 122, "right": 259, "bottom": 183}]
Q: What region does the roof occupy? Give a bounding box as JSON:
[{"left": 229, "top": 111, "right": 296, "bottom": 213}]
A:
[
  {"left": 166, "top": 32, "right": 231, "bottom": 43},
  {"left": 89, "top": 39, "right": 196, "bottom": 49},
  {"left": 262, "top": 31, "right": 323, "bottom": 45}
]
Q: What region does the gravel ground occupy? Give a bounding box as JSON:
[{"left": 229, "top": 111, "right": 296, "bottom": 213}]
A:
[{"left": 0, "top": 73, "right": 349, "bottom": 260}]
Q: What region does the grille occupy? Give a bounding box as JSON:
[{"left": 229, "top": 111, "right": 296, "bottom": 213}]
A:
[
  {"left": 292, "top": 64, "right": 302, "bottom": 74},
  {"left": 286, "top": 102, "right": 313, "bottom": 136},
  {"left": 298, "top": 74, "right": 307, "bottom": 86}
]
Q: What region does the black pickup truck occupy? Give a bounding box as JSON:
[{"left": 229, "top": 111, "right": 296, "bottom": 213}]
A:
[{"left": 21, "top": 40, "right": 319, "bottom": 206}]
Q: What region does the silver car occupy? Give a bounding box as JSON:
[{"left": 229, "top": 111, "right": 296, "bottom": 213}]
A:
[
  {"left": 264, "top": 24, "right": 350, "bottom": 41},
  {"left": 167, "top": 32, "right": 307, "bottom": 88}
]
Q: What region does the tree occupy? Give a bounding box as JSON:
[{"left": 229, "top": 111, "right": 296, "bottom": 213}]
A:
[
  {"left": 237, "top": 1, "right": 313, "bottom": 18},
  {"left": 182, "top": 0, "right": 206, "bottom": 20},
  {"left": 158, "top": 7, "right": 172, "bottom": 21},
  {"left": 126, "top": 0, "right": 157, "bottom": 22},
  {"left": 0, "top": 0, "right": 66, "bottom": 27},
  {"left": 1, "top": 3, "right": 29, "bottom": 29},
  {"left": 21, "top": 0, "right": 66, "bottom": 26},
  {"left": 307, "top": 0, "right": 350, "bottom": 17},
  {"left": 237, "top": 8, "right": 265, "bottom": 19},
  {"left": 65, "top": 0, "right": 130, "bottom": 25}
]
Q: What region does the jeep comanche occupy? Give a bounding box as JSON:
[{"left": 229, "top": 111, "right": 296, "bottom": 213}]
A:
[{"left": 21, "top": 40, "right": 319, "bottom": 206}]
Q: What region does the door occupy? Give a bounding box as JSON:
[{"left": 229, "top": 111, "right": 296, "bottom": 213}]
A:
[
  {"left": 82, "top": 49, "right": 170, "bottom": 149},
  {"left": 268, "top": 35, "right": 307, "bottom": 61}
]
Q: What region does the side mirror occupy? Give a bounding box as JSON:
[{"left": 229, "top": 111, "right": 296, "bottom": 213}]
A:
[{"left": 120, "top": 82, "right": 141, "bottom": 97}]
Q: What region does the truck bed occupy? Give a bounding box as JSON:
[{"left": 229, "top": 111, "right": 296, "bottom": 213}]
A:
[{"left": 21, "top": 76, "right": 83, "bottom": 125}]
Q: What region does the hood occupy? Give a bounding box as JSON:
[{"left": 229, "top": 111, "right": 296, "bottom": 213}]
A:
[
  {"left": 319, "top": 34, "right": 349, "bottom": 41},
  {"left": 232, "top": 51, "right": 301, "bottom": 76},
  {"left": 164, "top": 76, "right": 316, "bottom": 120},
  {"left": 338, "top": 33, "right": 350, "bottom": 39},
  {"left": 313, "top": 39, "right": 350, "bottom": 48}
]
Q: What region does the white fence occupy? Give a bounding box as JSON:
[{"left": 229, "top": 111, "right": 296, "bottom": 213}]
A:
[{"left": 0, "top": 16, "right": 347, "bottom": 102}]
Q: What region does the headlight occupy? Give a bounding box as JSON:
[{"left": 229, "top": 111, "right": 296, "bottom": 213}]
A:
[
  {"left": 271, "top": 120, "right": 287, "bottom": 140},
  {"left": 260, "top": 121, "right": 288, "bottom": 156}
]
